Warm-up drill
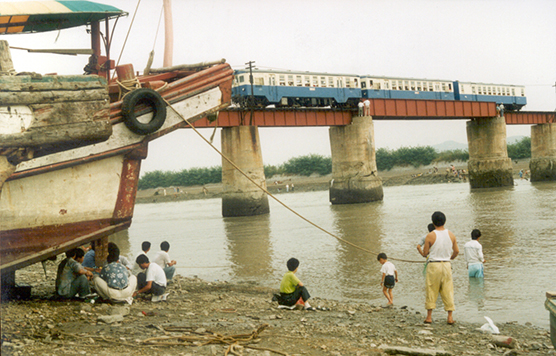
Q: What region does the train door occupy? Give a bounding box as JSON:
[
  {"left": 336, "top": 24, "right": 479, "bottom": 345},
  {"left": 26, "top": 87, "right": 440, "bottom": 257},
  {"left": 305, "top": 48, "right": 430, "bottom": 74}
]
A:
[
  {"left": 336, "top": 77, "right": 345, "bottom": 104},
  {"left": 268, "top": 74, "right": 277, "bottom": 102}
]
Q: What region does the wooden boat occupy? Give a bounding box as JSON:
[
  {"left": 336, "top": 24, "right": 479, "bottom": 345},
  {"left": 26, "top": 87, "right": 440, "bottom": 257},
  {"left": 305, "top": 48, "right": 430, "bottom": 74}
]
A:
[
  {"left": 547, "top": 291, "right": 556, "bottom": 348},
  {"left": 0, "top": 1, "right": 233, "bottom": 286}
]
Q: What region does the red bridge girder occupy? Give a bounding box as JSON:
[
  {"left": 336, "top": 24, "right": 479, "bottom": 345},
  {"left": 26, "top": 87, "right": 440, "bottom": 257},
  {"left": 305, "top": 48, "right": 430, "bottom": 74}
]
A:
[
  {"left": 505, "top": 111, "right": 556, "bottom": 125},
  {"left": 189, "top": 99, "right": 551, "bottom": 128}
]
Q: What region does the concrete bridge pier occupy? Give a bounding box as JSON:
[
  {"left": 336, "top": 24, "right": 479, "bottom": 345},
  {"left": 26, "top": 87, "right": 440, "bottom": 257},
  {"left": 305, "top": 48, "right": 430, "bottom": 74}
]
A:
[
  {"left": 221, "top": 126, "right": 269, "bottom": 217},
  {"left": 466, "top": 116, "right": 513, "bottom": 188},
  {"left": 329, "top": 116, "right": 383, "bottom": 204},
  {"left": 530, "top": 123, "right": 556, "bottom": 182}
]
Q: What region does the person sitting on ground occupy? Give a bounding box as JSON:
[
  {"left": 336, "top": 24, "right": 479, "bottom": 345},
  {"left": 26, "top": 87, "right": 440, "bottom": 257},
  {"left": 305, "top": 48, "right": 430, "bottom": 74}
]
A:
[
  {"left": 107, "top": 242, "right": 132, "bottom": 271},
  {"left": 56, "top": 247, "right": 94, "bottom": 299},
  {"left": 56, "top": 248, "right": 76, "bottom": 293},
  {"left": 81, "top": 243, "right": 96, "bottom": 268},
  {"left": 131, "top": 241, "right": 151, "bottom": 276},
  {"left": 278, "top": 258, "right": 315, "bottom": 310},
  {"left": 133, "top": 255, "right": 168, "bottom": 302},
  {"left": 81, "top": 243, "right": 102, "bottom": 274},
  {"left": 464, "top": 229, "right": 485, "bottom": 278},
  {"left": 151, "top": 241, "right": 177, "bottom": 282},
  {"left": 93, "top": 246, "right": 137, "bottom": 304},
  {"left": 377, "top": 252, "right": 398, "bottom": 307}
]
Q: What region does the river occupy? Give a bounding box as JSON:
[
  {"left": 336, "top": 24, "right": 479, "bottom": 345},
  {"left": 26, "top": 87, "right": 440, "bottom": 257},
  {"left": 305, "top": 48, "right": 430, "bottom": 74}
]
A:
[{"left": 111, "top": 180, "right": 556, "bottom": 328}]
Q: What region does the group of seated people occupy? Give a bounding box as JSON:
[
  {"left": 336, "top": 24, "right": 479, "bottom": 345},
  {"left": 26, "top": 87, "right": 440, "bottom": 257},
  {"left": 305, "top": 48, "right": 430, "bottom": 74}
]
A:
[{"left": 55, "top": 240, "right": 177, "bottom": 304}]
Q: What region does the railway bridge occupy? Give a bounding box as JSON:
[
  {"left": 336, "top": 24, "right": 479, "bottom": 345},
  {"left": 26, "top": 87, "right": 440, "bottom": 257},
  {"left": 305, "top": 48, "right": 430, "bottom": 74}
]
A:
[{"left": 186, "top": 99, "right": 555, "bottom": 217}]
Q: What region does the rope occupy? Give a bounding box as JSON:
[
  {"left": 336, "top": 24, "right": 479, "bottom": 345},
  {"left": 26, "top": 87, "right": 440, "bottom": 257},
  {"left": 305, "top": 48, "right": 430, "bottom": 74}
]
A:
[
  {"left": 163, "top": 98, "right": 423, "bottom": 264},
  {"left": 112, "top": 0, "right": 142, "bottom": 81},
  {"left": 152, "top": 4, "right": 165, "bottom": 52},
  {"left": 115, "top": 77, "right": 141, "bottom": 100}
]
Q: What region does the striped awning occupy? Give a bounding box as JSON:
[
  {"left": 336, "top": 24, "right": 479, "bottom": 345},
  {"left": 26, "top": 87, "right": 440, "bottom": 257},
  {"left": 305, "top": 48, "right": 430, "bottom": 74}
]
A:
[{"left": 0, "top": 1, "right": 126, "bottom": 35}]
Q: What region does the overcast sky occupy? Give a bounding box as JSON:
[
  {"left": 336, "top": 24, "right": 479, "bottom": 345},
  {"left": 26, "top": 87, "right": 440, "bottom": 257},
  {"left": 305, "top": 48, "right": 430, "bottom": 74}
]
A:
[{"left": 6, "top": 0, "right": 556, "bottom": 174}]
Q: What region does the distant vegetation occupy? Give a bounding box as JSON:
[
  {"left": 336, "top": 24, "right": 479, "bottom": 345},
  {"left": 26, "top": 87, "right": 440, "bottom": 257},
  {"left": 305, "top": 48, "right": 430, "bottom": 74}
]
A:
[
  {"left": 138, "top": 138, "right": 531, "bottom": 188},
  {"left": 507, "top": 136, "right": 531, "bottom": 160}
]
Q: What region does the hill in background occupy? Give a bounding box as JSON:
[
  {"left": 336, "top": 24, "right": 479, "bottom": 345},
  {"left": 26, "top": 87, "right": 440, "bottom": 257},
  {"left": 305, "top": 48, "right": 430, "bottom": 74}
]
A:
[{"left": 432, "top": 135, "right": 525, "bottom": 152}]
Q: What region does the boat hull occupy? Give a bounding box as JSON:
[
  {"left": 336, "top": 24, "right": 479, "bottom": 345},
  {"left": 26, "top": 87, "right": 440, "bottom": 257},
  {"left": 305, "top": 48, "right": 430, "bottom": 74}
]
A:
[
  {"left": 0, "top": 64, "right": 233, "bottom": 274},
  {"left": 547, "top": 294, "right": 556, "bottom": 348}
]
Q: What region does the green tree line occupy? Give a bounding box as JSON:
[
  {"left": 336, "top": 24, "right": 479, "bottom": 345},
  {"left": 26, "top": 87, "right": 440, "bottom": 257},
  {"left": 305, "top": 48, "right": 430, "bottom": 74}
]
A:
[{"left": 138, "top": 137, "right": 531, "bottom": 188}]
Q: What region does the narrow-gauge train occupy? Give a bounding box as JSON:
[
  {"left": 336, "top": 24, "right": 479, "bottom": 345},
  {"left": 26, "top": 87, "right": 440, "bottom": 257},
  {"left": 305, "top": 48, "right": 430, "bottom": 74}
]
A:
[{"left": 232, "top": 68, "right": 527, "bottom": 111}]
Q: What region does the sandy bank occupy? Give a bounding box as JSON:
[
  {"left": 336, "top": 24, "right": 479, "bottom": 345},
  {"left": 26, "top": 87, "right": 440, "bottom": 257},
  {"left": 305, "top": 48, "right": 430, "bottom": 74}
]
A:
[
  {"left": 136, "top": 160, "right": 531, "bottom": 204},
  {"left": 1, "top": 262, "right": 554, "bottom": 356}
]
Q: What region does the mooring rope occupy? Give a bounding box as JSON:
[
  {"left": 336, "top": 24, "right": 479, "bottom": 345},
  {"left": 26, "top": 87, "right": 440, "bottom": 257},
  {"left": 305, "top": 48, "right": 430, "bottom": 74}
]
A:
[{"left": 163, "top": 99, "right": 423, "bottom": 264}]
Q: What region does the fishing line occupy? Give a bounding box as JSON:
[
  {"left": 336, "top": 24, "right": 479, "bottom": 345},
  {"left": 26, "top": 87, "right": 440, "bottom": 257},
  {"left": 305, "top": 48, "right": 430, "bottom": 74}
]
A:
[{"left": 163, "top": 98, "right": 423, "bottom": 264}]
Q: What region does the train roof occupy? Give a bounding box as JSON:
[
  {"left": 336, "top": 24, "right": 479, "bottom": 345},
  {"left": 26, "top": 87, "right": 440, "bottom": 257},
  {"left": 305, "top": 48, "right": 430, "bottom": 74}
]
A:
[
  {"left": 234, "top": 68, "right": 359, "bottom": 77},
  {"left": 455, "top": 81, "right": 525, "bottom": 87},
  {"left": 360, "top": 75, "right": 453, "bottom": 82}
]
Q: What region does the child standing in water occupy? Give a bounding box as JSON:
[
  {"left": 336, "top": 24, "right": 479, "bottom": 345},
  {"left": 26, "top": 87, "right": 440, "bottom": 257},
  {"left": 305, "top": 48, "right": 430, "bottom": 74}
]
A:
[{"left": 378, "top": 253, "right": 398, "bottom": 306}]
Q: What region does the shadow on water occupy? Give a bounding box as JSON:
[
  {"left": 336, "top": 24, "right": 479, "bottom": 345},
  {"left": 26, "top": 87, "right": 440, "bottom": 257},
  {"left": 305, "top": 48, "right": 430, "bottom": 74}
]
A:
[
  {"left": 329, "top": 202, "right": 385, "bottom": 301},
  {"left": 223, "top": 214, "right": 274, "bottom": 280}
]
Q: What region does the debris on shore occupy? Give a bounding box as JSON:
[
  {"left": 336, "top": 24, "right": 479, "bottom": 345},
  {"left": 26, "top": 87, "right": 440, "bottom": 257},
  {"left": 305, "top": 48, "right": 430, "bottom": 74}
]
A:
[{"left": 2, "top": 262, "right": 553, "bottom": 355}]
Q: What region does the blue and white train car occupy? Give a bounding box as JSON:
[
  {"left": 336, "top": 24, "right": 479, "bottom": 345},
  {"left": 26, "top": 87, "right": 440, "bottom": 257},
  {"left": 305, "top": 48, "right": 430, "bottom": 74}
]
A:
[
  {"left": 232, "top": 69, "right": 362, "bottom": 107},
  {"left": 453, "top": 81, "right": 526, "bottom": 111},
  {"left": 360, "top": 76, "right": 455, "bottom": 101}
]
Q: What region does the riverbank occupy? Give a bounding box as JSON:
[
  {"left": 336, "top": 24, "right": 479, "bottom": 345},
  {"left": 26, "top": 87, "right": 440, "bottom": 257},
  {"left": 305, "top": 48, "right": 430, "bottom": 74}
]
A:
[
  {"left": 1, "top": 262, "right": 554, "bottom": 356},
  {"left": 136, "top": 160, "right": 531, "bottom": 204}
]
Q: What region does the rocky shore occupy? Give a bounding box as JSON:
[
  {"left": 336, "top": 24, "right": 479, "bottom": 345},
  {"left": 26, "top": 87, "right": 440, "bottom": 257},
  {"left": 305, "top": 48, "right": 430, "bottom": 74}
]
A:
[{"left": 2, "top": 262, "right": 554, "bottom": 356}]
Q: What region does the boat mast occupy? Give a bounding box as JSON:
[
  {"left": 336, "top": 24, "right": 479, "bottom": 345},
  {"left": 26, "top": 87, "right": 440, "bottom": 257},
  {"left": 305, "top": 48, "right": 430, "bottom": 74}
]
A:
[{"left": 163, "top": 0, "right": 173, "bottom": 67}]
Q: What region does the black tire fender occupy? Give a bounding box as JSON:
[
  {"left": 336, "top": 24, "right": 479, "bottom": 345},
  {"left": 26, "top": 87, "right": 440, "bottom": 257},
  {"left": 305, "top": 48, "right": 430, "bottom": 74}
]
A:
[{"left": 121, "top": 88, "right": 167, "bottom": 135}]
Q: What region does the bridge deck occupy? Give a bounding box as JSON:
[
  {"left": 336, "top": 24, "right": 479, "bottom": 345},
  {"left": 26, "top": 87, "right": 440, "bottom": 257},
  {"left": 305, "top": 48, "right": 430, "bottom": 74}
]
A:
[{"left": 189, "top": 99, "right": 553, "bottom": 128}]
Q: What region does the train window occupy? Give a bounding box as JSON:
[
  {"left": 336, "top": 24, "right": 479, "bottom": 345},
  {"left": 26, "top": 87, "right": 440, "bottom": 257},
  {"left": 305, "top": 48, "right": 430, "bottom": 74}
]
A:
[
  {"left": 361, "top": 81, "right": 367, "bottom": 89},
  {"left": 354, "top": 78, "right": 358, "bottom": 88},
  {"left": 428, "top": 83, "right": 433, "bottom": 91},
  {"left": 404, "top": 81, "right": 409, "bottom": 90},
  {"left": 448, "top": 83, "right": 452, "bottom": 91},
  {"left": 279, "top": 75, "right": 285, "bottom": 86},
  {"left": 254, "top": 77, "right": 264, "bottom": 85},
  {"left": 329, "top": 77, "right": 334, "bottom": 87},
  {"left": 511, "top": 88, "right": 515, "bottom": 96},
  {"left": 304, "top": 76, "right": 310, "bottom": 87},
  {"left": 417, "top": 82, "right": 422, "bottom": 91},
  {"left": 345, "top": 78, "right": 351, "bottom": 88},
  {"left": 384, "top": 81, "right": 389, "bottom": 89},
  {"left": 441, "top": 83, "right": 446, "bottom": 91},
  {"left": 321, "top": 77, "right": 326, "bottom": 87},
  {"left": 296, "top": 76, "right": 302, "bottom": 86},
  {"left": 313, "top": 76, "right": 318, "bottom": 87},
  {"left": 269, "top": 76, "right": 275, "bottom": 86},
  {"left": 411, "top": 81, "right": 415, "bottom": 90},
  {"left": 520, "top": 88, "right": 524, "bottom": 96},
  {"left": 288, "top": 75, "right": 294, "bottom": 86},
  {"left": 239, "top": 75, "right": 245, "bottom": 83}
]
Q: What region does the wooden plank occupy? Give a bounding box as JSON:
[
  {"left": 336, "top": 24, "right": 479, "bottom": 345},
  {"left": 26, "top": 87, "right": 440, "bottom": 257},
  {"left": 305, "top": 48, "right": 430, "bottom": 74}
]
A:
[
  {"left": 29, "top": 101, "right": 109, "bottom": 127},
  {"left": 0, "top": 88, "right": 108, "bottom": 105},
  {"left": 0, "top": 120, "right": 112, "bottom": 147},
  {"left": 0, "top": 74, "right": 106, "bottom": 90}
]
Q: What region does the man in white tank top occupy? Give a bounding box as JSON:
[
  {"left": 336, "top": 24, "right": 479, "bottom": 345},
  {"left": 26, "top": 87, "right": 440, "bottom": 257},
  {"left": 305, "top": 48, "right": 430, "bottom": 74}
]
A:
[{"left": 422, "top": 211, "right": 459, "bottom": 325}]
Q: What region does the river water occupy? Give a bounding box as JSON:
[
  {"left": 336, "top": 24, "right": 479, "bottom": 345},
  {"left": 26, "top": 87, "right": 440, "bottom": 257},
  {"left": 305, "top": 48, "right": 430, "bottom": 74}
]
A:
[{"left": 112, "top": 180, "right": 556, "bottom": 328}]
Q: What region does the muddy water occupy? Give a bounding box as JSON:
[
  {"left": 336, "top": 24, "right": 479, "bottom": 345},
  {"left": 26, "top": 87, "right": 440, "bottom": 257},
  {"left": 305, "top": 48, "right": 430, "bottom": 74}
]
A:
[{"left": 114, "top": 180, "right": 556, "bottom": 328}]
